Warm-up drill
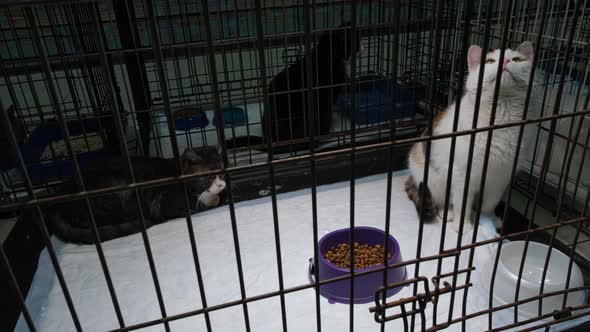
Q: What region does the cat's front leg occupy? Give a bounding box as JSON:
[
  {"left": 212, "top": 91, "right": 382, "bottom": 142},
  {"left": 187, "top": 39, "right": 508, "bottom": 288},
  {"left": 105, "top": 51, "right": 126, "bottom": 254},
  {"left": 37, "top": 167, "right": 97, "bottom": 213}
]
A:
[{"left": 450, "top": 181, "right": 474, "bottom": 235}]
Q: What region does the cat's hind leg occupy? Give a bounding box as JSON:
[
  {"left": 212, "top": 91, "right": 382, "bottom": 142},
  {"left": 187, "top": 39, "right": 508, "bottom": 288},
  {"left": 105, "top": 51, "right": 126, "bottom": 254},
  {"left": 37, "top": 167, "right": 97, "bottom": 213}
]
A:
[{"left": 481, "top": 180, "right": 509, "bottom": 231}]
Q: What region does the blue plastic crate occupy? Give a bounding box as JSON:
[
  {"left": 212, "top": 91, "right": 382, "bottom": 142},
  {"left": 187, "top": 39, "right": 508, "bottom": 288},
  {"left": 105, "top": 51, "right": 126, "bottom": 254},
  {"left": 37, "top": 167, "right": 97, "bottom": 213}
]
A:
[
  {"left": 336, "top": 74, "right": 425, "bottom": 125},
  {"left": 17, "top": 117, "right": 115, "bottom": 186}
]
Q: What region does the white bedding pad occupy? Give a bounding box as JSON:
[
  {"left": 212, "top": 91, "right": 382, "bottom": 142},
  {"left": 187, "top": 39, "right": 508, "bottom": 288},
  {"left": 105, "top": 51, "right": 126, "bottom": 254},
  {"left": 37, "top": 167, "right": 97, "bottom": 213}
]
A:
[{"left": 16, "top": 171, "right": 587, "bottom": 331}]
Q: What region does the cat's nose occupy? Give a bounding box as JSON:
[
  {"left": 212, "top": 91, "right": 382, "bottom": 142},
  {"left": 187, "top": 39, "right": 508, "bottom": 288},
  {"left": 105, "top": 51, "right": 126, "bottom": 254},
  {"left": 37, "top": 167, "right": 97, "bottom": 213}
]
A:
[{"left": 503, "top": 58, "right": 510, "bottom": 71}]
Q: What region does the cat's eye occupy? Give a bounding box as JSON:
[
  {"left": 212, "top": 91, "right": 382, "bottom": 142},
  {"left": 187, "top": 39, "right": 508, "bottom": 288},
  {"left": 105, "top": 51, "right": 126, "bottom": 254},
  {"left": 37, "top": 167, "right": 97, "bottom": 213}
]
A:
[
  {"left": 512, "top": 57, "right": 522, "bottom": 62},
  {"left": 485, "top": 59, "right": 495, "bottom": 64}
]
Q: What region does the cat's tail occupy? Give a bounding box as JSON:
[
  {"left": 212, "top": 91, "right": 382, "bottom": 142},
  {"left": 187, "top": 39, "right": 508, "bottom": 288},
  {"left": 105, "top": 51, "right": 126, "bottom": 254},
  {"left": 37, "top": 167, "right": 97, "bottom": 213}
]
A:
[
  {"left": 405, "top": 175, "right": 438, "bottom": 222},
  {"left": 47, "top": 214, "right": 152, "bottom": 244}
]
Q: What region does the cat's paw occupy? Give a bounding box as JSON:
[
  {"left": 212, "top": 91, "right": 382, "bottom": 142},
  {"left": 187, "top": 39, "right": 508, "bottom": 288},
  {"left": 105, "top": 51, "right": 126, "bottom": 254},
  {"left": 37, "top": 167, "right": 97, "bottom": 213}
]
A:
[
  {"left": 208, "top": 176, "right": 226, "bottom": 195},
  {"left": 198, "top": 190, "right": 221, "bottom": 207},
  {"left": 437, "top": 208, "right": 453, "bottom": 222}
]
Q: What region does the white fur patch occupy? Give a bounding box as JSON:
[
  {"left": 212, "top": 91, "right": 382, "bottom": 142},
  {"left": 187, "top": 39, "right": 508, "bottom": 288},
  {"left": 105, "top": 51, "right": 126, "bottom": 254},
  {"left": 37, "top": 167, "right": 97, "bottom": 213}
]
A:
[
  {"left": 198, "top": 176, "right": 226, "bottom": 207},
  {"left": 408, "top": 42, "right": 534, "bottom": 235}
]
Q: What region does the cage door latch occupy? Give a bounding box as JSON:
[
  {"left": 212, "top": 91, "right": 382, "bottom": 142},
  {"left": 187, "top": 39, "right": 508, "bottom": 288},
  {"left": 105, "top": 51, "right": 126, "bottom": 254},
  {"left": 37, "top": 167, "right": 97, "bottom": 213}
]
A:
[{"left": 369, "top": 269, "right": 474, "bottom": 325}]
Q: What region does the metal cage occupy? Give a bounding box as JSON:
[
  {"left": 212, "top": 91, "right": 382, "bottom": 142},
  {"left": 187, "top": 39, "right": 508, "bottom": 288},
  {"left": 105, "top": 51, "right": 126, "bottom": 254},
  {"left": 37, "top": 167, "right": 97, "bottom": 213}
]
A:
[{"left": 1, "top": 0, "right": 590, "bottom": 331}]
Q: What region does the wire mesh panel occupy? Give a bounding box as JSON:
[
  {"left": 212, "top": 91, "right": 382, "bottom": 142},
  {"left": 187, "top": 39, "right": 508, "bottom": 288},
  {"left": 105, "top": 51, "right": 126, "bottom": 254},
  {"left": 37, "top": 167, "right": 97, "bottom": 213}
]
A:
[
  {"left": 0, "top": 1, "right": 127, "bottom": 202},
  {"left": 1, "top": 0, "right": 590, "bottom": 331}
]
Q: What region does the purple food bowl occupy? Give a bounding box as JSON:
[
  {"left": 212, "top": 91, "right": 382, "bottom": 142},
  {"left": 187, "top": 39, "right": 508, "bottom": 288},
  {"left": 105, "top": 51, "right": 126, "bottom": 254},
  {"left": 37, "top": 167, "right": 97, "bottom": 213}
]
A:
[{"left": 308, "top": 226, "right": 406, "bottom": 304}]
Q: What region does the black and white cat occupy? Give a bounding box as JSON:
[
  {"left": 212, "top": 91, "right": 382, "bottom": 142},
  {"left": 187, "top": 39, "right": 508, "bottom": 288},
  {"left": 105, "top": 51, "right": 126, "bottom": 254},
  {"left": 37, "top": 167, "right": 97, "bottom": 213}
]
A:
[
  {"left": 21, "top": 146, "right": 226, "bottom": 244},
  {"left": 263, "top": 22, "right": 361, "bottom": 146}
]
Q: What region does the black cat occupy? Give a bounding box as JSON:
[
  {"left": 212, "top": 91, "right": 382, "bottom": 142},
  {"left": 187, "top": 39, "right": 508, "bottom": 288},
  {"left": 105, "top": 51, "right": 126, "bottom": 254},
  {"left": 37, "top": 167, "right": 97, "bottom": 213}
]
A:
[
  {"left": 263, "top": 22, "right": 361, "bottom": 148},
  {"left": 21, "top": 146, "right": 226, "bottom": 244}
]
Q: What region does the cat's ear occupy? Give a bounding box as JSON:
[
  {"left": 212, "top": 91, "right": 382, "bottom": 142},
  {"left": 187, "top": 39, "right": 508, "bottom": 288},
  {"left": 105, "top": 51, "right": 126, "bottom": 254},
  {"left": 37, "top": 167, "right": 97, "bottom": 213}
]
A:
[
  {"left": 182, "top": 148, "right": 201, "bottom": 163},
  {"left": 516, "top": 41, "right": 534, "bottom": 60},
  {"left": 467, "top": 45, "right": 482, "bottom": 71}
]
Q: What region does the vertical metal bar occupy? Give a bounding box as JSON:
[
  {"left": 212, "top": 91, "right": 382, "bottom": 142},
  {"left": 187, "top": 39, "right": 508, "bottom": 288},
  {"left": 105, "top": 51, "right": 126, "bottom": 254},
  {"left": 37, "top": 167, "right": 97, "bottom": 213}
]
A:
[
  {"left": 93, "top": 0, "right": 215, "bottom": 329},
  {"left": 180, "top": 0, "right": 210, "bottom": 151},
  {"left": 538, "top": 15, "right": 587, "bottom": 316},
  {"left": 145, "top": 0, "right": 228, "bottom": 330},
  {"left": 198, "top": 0, "right": 251, "bottom": 330},
  {"left": 75, "top": 3, "right": 113, "bottom": 131},
  {"left": 106, "top": 2, "right": 188, "bottom": 330},
  {"left": 551, "top": 67, "right": 586, "bottom": 201},
  {"left": 347, "top": 2, "right": 359, "bottom": 330},
  {"left": 301, "top": 0, "right": 322, "bottom": 329},
  {"left": 412, "top": 0, "right": 443, "bottom": 330},
  {"left": 176, "top": 1, "right": 214, "bottom": 330},
  {"left": 525, "top": 0, "right": 564, "bottom": 195},
  {"left": 252, "top": 0, "right": 288, "bottom": 330},
  {"left": 229, "top": 0, "right": 253, "bottom": 163},
  {"left": 513, "top": 0, "right": 583, "bottom": 321},
  {"left": 63, "top": 5, "right": 102, "bottom": 145},
  {"left": 311, "top": 4, "right": 321, "bottom": 145},
  {"left": 0, "top": 84, "right": 83, "bottom": 332},
  {"left": 26, "top": 5, "right": 130, "bottom": 330},
  {"left": 554, "top": 54, "right": 590, "bottom": 312},
  {"left": 144, "top": 0, "right": 182, "bottom": 169},
  {"left": 6, "top": 7, "right": 59, "bottom": 165},
  {"left": 380, "top": 2, "right": 401, "bottom": 331},
  {"left": 460, "top": 0, "right": 516, "bottom": 329},
  {"left": 113, "top": 0, "right": 152, "bottom": 155},
  {"left": 561, "top": 149, "right": 590, "bottom": 311},
  {"left": 445, "top": 0, "right": 496, "bottom": 327},
  {"left": 50, "top": 3, "right": 130, "bottom": 328},
  {"left": 0, "top": 239, "right": 35, "bottom": 332},
  {"left": 571, "top": 98, "right": 590, "bottom": 213},
  {"left": 70, "top": 4, "right": 111, "bottom": 145},
  {"left": 487, "top": 1, "right": 549, "bottom": 329},
  {"left": 433, "top": 0, "right": 472, "bottom": 327},
  {"left": 212, "top": 0, "right": 238, "bottom": 164},
  {"left": 45, "top": 6, "right": 91, "bottom": 147}
]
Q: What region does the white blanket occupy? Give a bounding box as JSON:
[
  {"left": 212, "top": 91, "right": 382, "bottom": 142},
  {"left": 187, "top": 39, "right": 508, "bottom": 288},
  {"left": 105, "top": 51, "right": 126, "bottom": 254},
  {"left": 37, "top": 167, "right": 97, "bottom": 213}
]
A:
[{"left": 16, "top": 171, "right": 588, "bottom": 331}]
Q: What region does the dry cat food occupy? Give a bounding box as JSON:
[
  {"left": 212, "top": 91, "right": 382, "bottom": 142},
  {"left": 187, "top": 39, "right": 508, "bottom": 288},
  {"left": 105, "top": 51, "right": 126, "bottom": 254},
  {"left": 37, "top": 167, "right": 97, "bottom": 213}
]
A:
[
  {"left": 41, "top": 135, "right": 104, "bottom": 160},
  {"left": 323, "top": 242, "right": 391, "bottom": 269}
]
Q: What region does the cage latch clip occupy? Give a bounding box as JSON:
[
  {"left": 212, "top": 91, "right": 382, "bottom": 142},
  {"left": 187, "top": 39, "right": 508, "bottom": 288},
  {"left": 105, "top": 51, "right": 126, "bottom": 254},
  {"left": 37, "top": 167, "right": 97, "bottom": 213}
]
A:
[
  {"left": 370, "top": 268, "right": 476, "bottom": 324},
  {"left": 369, "top": 276, "right": 435, "bottom": 323},
  {"left": 430, "top": 267, "right": 475, "bottom": 304}
]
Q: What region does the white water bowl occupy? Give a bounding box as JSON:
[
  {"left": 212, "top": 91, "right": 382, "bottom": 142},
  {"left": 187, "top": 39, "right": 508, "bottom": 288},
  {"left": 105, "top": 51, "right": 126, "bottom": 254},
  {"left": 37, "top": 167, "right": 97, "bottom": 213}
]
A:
[{"left": 494, "top": 241, "right": 586, "bottom": 318}]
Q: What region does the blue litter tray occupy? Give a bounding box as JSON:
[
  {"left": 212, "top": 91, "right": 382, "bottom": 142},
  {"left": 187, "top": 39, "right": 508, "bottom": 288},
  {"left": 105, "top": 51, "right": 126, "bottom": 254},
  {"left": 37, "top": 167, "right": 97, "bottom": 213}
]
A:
[
  {"left": 214, "top": 105, "right": 246, "bottom": 128},
  {"left": 336, "top": 74, "right": 425, "bottom": 125},
  {"left": 17, "top": 117, "right": 114, "bottom": 186},
  {"left": 174, "top": 108, "right": 209, "bottom": 131}
]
